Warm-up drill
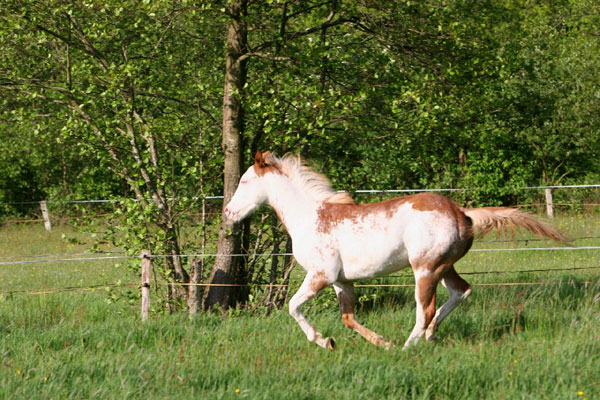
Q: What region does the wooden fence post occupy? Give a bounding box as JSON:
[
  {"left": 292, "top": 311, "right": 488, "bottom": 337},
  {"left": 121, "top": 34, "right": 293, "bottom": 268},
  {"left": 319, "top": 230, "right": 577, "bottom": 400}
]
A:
[
  {"left": 188, "top": 258, "right": 201, "bottom": 317},
  {"left": 40, "top": 201, "right": 52, "bottom": 231},
  {"left": 545, "top": 188, "right": 554, "bottom": 219},
  {"left": 141, "top": 250, "right": 151, "bottom": 322}
]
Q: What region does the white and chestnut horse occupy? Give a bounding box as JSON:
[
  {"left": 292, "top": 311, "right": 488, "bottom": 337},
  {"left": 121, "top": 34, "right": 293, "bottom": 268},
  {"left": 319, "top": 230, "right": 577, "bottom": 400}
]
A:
[{"left": 224, "top": 151, "right": 569, "bottom": 350}]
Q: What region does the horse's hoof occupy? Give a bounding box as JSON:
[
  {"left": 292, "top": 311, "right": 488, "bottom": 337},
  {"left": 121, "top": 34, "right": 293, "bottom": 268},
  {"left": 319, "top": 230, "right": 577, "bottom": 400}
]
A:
[
  {"left": 426, "top": 335, "right": 439, "bottom": 342},
  {"left": 382, "top": 341, "right": 395, "bottom": 350},
  {"left": 373, "top": 334, "right": 395, "bottom": 350},
  {"left": 326, "top": 337, "right": 336, "bottom": 351}
]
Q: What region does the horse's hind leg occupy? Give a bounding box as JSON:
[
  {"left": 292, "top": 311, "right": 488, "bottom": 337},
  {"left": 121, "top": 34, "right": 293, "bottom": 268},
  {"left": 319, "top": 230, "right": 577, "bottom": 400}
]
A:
[
  {"left": 288, "top": 271, "right": 335, "bottom": 350},
  {"left": 425, "top": 266, "right": 472, "bottom": 341},
  {"left": 333, "top": 282, "right": 394, "bottom": 349},
  {"left": 403, "top": 268, "right": 440, "bottom": 349}
]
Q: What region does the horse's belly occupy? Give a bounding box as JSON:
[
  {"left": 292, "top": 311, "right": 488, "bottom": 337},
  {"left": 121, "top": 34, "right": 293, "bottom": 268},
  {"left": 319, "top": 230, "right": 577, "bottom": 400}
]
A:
[{"left": 338, "top": 240, "right": 410, "bottom": 281}]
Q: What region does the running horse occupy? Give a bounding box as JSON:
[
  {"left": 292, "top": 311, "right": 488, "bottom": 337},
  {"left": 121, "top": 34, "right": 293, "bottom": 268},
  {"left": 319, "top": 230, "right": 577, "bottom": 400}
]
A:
[{"left": 224, "top": 151, "right": 569, "bottom": 350}]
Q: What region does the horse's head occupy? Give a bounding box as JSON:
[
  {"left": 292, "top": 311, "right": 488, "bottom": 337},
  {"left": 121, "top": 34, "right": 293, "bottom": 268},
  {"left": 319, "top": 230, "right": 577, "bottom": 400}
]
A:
[{"left": 224, "top": 150, "right": 275, "bottom": 222}]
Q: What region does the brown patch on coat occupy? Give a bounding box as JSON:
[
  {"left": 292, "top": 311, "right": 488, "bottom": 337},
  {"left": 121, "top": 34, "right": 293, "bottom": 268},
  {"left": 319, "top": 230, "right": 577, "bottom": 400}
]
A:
[
  {"left": 317, "top": 196, "right": 413, "bottom": 234},
  {"left": 410, "top": 192, "right": 453, "bottom": 214},
  {"left": 424, "top": 294, "right": 437, "bottom": 328},
  {"left": 415, "top": 272, "right": 439, "bottom": 328},
  {"left": 309, "top": 271, "right": 329, "bottom": 293},
  {"left": 338, "top": 292, "right": 358, "bottom": 330}
]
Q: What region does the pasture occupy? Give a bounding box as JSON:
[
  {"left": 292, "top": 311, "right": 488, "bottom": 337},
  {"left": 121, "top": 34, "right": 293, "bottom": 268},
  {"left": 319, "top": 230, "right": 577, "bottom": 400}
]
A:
[{"left": 1, "top": 215, "right": 599, "bottom": 399}]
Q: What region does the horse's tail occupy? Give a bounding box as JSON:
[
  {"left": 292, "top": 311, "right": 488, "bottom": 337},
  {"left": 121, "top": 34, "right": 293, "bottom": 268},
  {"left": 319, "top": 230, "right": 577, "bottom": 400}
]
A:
[{"left": 462, "top": 207, "right": 572, "bottom": 245}]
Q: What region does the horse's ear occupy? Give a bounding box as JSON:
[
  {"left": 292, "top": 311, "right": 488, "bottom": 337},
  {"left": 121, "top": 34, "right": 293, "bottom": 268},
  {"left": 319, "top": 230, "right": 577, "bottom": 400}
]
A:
[
  {"left": 262, "top": 151, "right": 272, "bottom": 165},
  {"left": 254, "top": 150, "right": 266, "bottom": 168}
]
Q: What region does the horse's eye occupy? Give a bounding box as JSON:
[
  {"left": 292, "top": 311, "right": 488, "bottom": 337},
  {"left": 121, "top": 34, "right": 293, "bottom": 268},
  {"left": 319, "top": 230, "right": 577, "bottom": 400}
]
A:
[{"left": 240, "top": 180, "right": 248, "bottom": 184}]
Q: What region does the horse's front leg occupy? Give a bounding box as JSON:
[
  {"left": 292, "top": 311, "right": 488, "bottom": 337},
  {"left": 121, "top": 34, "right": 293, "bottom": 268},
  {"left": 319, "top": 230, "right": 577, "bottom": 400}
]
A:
[{"left": 288, "top": 271, "right": 335, "bottom": 350}]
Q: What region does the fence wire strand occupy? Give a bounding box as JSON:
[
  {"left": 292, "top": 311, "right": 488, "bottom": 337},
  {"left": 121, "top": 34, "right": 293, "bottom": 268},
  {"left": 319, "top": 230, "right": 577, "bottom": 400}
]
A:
[
  {"left": 2, "top": 279, "right": 596, "bottom": 297},
  {"left": 1, "top": 245, "right": 600, "bottom": 267},
  {"left": 0, "top": 283, "right": 138, "bottom": 296},
  {"left": 0, "top": 250, "right": 126, "bottom": 260},
  {"left": 3, "top": 183, "right": 600, "bottom": 206}
]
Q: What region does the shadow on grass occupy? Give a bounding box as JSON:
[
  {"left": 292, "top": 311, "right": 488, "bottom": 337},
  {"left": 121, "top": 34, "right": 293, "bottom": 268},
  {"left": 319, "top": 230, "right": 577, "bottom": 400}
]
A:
[{"left": 355, "top": 286, "right": 412, "bottom": 313}]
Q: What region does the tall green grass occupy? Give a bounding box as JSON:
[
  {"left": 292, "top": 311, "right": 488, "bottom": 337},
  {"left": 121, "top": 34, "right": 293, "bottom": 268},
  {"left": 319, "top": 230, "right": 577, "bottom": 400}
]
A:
[{"left": 1, "top": 217, "right": 599, "bottom": 399}]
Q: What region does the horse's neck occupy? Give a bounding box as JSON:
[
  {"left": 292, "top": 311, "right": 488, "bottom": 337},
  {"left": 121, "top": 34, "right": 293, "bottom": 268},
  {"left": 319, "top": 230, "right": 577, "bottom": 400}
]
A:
[{"left": 265, "top": 174, "right": 318, "bottom": 235}]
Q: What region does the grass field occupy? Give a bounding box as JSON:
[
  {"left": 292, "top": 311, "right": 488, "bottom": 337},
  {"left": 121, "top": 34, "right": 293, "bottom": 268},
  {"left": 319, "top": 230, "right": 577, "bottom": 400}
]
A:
[{"left": 1, "top": 215, "right": 599, "bottom": 399}]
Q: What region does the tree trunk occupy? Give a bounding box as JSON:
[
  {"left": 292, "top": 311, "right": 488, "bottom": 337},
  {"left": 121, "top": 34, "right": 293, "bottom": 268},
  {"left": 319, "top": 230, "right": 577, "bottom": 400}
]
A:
[
  {"left": 165, "top": 226, "right": 189, "bottom": 301},
  {"left": 203, "top": 0, "right": 248, "bottom": 310},
  {"left": 187, "top": 258, "right": 202, "bottom": 317}
]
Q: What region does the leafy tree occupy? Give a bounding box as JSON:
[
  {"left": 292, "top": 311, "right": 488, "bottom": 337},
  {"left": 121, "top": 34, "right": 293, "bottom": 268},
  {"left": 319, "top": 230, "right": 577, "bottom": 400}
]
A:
[{"left": 0, "top": 0, "right": 225, "bottom": 306}]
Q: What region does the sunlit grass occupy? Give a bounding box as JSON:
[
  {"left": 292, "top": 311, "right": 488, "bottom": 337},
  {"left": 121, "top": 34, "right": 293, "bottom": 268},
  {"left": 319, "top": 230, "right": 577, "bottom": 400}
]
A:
[{"left": 0, "top": 224, "right": 135, "bottom": 294}]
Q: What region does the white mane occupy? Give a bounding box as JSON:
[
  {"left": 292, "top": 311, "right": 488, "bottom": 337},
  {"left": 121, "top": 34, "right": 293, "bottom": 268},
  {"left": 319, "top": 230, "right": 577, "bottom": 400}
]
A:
[{"left": 266, "top": 153, "right": 354, "bottom": 205}]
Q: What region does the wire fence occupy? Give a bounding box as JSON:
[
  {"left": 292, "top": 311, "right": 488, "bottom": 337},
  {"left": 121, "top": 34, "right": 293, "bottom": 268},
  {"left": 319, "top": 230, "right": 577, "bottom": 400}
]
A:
[
  {"left": 2, "top": 184, "right": 599, "bottom": 297},
  {"left": 3, "top": 183, "right": 600, "bottom": 235},
  {"left": 2, "top": 277, "right": 598, "bottom": 297},
  {"left": 1, "top": 244, "right": 599, "bottom": 297},
  {"left": 2, "top": 245, "right": 600, "bottom": 267},
  {"left": 4, "top": 183, "right": 600, "bottom": 205},
  {"left": 0, "top": 250, "right": 126, "bottom": 260}
]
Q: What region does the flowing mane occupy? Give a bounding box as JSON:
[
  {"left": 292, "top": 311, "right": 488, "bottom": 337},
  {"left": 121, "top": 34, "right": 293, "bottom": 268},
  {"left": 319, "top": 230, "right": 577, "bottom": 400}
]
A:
[{"left": 264, "top": 153, "right": 354, "bottom": 205}]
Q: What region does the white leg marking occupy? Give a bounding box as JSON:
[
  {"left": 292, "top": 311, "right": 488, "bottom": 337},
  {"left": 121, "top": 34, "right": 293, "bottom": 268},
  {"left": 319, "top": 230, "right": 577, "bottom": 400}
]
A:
[
  {"left": 288, "top": 272, "right": 334, "bottom": 349},
  {"left": 403, "top": 282, "right": 429, "bottom": 349}
]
